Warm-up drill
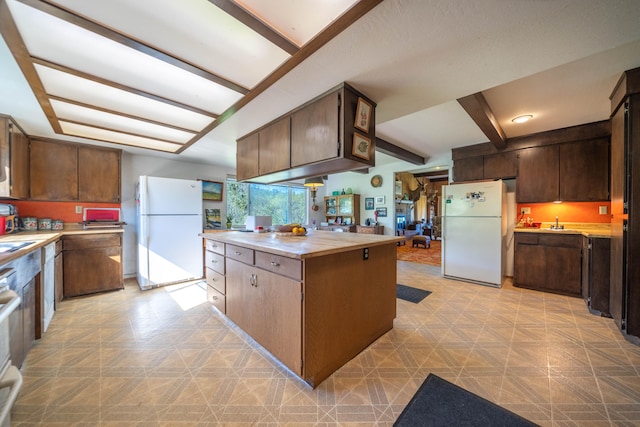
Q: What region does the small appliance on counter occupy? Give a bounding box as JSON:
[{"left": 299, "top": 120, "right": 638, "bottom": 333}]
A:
[
  {"left": 82, "top": 208, "right": 125, "bottom": 229},
  {"left": 0, "top": 204, "right": 18, "bottom": 234}
]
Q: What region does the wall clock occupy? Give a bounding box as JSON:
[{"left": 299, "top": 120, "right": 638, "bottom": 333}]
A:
[{"left": 370, "top": 175, "right": 383, "bottom": 188}]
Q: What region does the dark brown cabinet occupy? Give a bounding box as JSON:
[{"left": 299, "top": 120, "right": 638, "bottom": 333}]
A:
[
  {"left": 62, "top": 233, "right": 123, "bottom": 298},
  {"left": 236, "top": 83, "right": 375, "bottom": 183},
  {"left": 514, "top": 232, "right": 582, "bottom": 297},
  {"left": 78, "top": 146, "right": 121, "bottom": 202},
  {"left": 0, "top": 116, "right": 29, "bottom": 199},
  {"left": 483, "top": 151, "right": 518, "bottom": 180},
  {"left": 236, "top": 133, "right": 259, "bottom": 181},
  {"left": 453, "top": 156, "right": 483, "bottom": 182},
  {"left": 609, "top": 67, "right": 640, "bottom": 344},
  {"left": 54, "top": 239, "right": 63, "bottom": 305},
  {"left": 30, "top": 139, "right": 121, "bottom": 202},
  {"left": 582, "top": 236, "right": 611, "bottom": 316},
  {"left": 559, "top": 138, "right": 609, "bottom": 201},
  {"left": 516, "top": 146, "right": 559, "bottom": 203}
]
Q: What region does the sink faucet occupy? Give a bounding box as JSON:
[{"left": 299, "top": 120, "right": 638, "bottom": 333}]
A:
[
  {"left": 555, "top": 216, "right": 559, "bottom": 228},
  {"left": 552, "top": 216, "right": 564, "bottom": 230}
]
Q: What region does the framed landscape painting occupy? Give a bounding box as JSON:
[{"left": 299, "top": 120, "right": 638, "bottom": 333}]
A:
[{"left": 202, "top": 180, "right": 223, "bottom": 201}]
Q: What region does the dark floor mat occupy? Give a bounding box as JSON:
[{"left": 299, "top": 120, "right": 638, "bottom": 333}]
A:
[{"left": 397, "top": 284, "right": 431, "bottom": 303}]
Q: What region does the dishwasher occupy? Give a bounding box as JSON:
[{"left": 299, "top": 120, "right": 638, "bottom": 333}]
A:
[
  {"left": 0, "top": 270, "right": 24, "bottom": 427},
  {"left": 41, "top": 242, "right": 55, "bottom": 332}
]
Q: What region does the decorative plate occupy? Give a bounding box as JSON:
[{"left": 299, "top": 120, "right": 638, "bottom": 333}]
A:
[{"left": 371, "top": 175, "right": 383, "bottom": 188}]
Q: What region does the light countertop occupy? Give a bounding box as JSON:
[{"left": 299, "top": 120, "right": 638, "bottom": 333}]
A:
[
  {"left": 515, "top": 222, "right": 611, "bottom": 239},
  {"left": 201, "top": 229, "right": 404, "bottom": 259}
]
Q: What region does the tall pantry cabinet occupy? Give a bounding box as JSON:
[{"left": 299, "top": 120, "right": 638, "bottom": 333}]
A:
[{"left": 609, "top": 66, "right": 640, "bottom": 345}]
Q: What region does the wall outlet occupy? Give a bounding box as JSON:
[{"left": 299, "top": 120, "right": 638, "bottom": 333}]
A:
[
  {"left": 521, "top": 207, "right": 531, "bottom": 215},
  {"left": 599, "top": 205, "right": 608, "bottom": 215},
  {"left": 75, "top": 205, "right": 82, "bottom": 214}
]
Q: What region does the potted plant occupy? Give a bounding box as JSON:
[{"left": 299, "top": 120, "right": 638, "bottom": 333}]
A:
[{"left": 225, "top": 214, "right": 233, "bottom": 229}]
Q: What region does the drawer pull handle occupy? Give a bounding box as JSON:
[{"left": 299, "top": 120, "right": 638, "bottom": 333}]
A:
[
  {"left": 270, "top": 261, "right": 280, "bottom": 267},
  {"left": 249, "top": 274, "right": 257, "bottom": 287},
  {"left": 235, "top": 251, "right": 242, "bottom": 256},
  {"left": 211, "top": 296, "right": 218, "bottom": 301},
  {"left": 211, "top": 260, "right": 217, "bottom": 264}
]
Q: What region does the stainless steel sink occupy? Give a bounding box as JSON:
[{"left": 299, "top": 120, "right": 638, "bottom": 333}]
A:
[{"left": 0, "top": 241, "right": 34, "bottom": 253}]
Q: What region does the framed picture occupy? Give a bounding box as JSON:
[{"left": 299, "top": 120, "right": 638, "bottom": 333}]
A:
[
  {"left": 354, "top": 97, "right": 373, "bottom": 133},
  {"left": 376, "top": 207, "right": 387, "bottom": 217},
  {"left": 201, "top": 180, "right": 223, "bottom": 201},
  {"left": 352, "top": 132, "right": 371, "bottom": 160},
  {"left": 375, "top": 196, "right": 385, "bottom": 205},
  {"left": 365, "top": 197, "right": 375, "bottom": 210},
  {"left": 205, "top": 209, "right": 221, "bottom": 229}
]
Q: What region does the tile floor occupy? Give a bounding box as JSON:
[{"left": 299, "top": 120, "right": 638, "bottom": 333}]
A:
[{"left": 11, "top": 261, "right": 640, "bottom": 426}]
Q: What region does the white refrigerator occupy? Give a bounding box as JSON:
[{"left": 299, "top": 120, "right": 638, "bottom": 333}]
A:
[
  {"left": 441, "top": 180, "right": 507, "bottom": 287},
  {"left": 136, "top": 176, "right": 204, "bottom": 290}
]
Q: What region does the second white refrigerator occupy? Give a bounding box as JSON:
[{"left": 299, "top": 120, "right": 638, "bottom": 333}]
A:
[
  {"left": 441, "top": 180, "right": 507, "bottom": 287},
  {"left": 136, "top": 176, "right": 204, "bottom": 290}
]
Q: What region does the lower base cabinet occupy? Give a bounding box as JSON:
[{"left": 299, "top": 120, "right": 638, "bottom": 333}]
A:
[
  {"left": 582, "top": 236, "right": 611, "bottom": 316},
  {"left": 514, "top": 232, "right": 582, "bottom": 297},
  {"left": 62, "top": 233, "right": 123, "bottom": 298}
]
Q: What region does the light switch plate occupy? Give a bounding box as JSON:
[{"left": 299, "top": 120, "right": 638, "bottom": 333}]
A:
[
  {"left": 599, "top": 206, "right": 608, "bottom": 215},
  {"left": 521, "top": 207, "right": 531, "bottom": 214},
  {"left": 75, "top": 205, "right": 82, "bottom": 214}
]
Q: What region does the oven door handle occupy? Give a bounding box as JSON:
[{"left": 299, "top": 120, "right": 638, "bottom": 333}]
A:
[{"left": 0, "top": 365, "right": 23, "bottom": 425}]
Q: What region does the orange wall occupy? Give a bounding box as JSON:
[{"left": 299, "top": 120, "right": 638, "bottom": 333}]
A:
[
  {"left": 10, "top": 201, "right": 121, "bottom": 223},
  {"left": 516, "top": 201, "right": 611, "bottom": 224}
]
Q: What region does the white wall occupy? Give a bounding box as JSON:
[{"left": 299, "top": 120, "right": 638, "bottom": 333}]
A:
[{"left": 120, "top": 152, "right": 235, "bottom": 277}]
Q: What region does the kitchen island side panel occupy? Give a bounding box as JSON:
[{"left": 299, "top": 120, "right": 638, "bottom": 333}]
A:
[{"left": 303, "top": 243, "right": 396, "bottom": 387}]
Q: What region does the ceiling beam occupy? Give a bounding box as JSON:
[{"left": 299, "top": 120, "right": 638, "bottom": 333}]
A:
[
  {"left": 26, "top": 0, "right": 249, "bottom": 95},
  {"left": 457, "top": 92, "right": 506, "bottom": 149},
  {"left": 375, "top": 137, "right": 426, "bottom": 165},
  {"left": 208, "top": 0, "right": 299, "bottom": 55},
  {"left": 179, "top": 0, "right": 385, "bottom": 153}
]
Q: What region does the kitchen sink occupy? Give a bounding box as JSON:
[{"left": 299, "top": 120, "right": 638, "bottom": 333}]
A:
[{"left": 0, "top": 241, "right": 34, "bottom": 253}]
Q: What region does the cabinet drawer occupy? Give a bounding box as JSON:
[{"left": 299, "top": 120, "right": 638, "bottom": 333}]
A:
[
  {"left": 206, "top": 284, "right": 226, "bottom": 313},
  {"left": 63, "top": 233, "right": 121, "bottom": 250},
  {"left": 255, "top": 251, "right": 302, "bottom": 281},
  {"left": 206, "top": 267, "right": 225, "bottom": 294},
  {"left": 205, "top": 251, "right": 225, "bottom": 275},
  {"left": 205, "top": 239, "right": 225, "bottom": 255},
  {"left": 514, "top": 233, "right": 539, "bottom": 245},
  {"left": 538, "top": 233, "right": 581, "bottom": 248},
  {"left": 226, "top": 244, "right": 254, "bottom": 265}
]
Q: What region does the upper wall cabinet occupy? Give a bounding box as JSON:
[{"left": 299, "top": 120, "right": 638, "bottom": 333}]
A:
[
  {"left": 516, "top": 145, "right": 560, "bottom": 203},
  {"left": 0, "top": 116, "right": 29, "bottom": 199},
  {"left": 453, "top": 151, "right": 517, "bottom": 182},
  {"left": 30, "top": 139, "right": 121, "bottom": 202},
  {"left": 236, "top": 83, "right": 376, "bottom": 184}
]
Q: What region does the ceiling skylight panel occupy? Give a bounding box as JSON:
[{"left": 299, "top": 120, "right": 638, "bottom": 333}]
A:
[
  {"left": 10, "top": 0, "right": 243, "bottom": 114},
  {"left": 60, "top": 121, "right": 183, "bottom": 152},
  {"left": 50, "top": 99, "right": 196, "bottom": 144},
  {"left": 37, "top": 0, "right": 291, "bottom": 89},
  {"left": 35, "top": 64, "right": 213, "bottom": 131},
  {"left": 235, "top": 0, "right": 359, "bottom": 46}
]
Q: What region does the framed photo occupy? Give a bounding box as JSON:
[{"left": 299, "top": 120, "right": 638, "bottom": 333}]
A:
[
  {"left": 376, "top": 207, "right": 387, "bottom": 217},
  {"left": 354, "top": 97, "right": 373, "bottom": 133},
  {"left": 375, "top": 196, "right": 385, "bottom": 205},
  {"left": 365, "top": 197, "right": 375, "bottom": 210},
  {"left": 352, "top": 132, "right": 371, "bottom": 160},
  {"left": 201, "top": 180, "right": 223, "bottom": 201}
]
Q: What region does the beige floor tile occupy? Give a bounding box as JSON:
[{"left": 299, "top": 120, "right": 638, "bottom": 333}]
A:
[{"left": 10, "top": 261, "right": 640, "bottom": 426}]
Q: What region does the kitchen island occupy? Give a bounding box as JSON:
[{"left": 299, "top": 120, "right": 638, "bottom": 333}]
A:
[{"left": 200, "top": 230, "right": 403, "bottom": 388}]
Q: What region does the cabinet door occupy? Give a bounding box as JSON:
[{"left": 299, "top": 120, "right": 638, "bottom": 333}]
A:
[
  {"left": 453, "top": 156, "right": 483, "bottom": 182},
  {"left": 483, "top": 151, "right": 517, "bottom": 180},
  {"left": 78, "top": 146, "right": 121, "bottom": 202},
  {"left": 325, "top": 196, "right": 337, "bottom": 216},
  {"left": 559, "top": 138, "right": 609, "bottom": 201},
  {"left": 22, "top": 278, "right": 35, "bottom": 361},
  {"left": 63, "top": 243, "right": 123, "bottom": 298},
  {"left": 9, "top": 121, "right": 29, "bottom": 199},
  {"left": 514, "top": 241, "right": 546, "bottom": 288},
  {"left": 30, "top": 139, "right": 78, "bottom": 201},
  {"left": 226, "top": 258, "right": 255, "bottom": 333},
  {"left": 291, "top": 91, "right": 340, "bottom": 167},
  {"left": 236, "top": 133, "right": 259, "bottom": 181},
  {"left": 545, "top": 246, "right": 582, "bottom": 296},
  {"left": 338, "top": 195, "right": 353, "bottom": 216},
  {"left": 517, "top": 146, "right": 559, "bottom": 202},
  {"left": 259, "top": 116, "right": 290, "bottom": 175},
  {"left": 54, "top": 251, "right": 63, "bottom": 305}
]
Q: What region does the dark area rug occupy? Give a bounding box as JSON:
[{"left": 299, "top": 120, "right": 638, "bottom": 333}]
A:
[
  {"left": 394, "top": 374, "right": 538, "bottom": 427},
  {"left": 397, "top": 284, "right": 431, "bottom": 303}
]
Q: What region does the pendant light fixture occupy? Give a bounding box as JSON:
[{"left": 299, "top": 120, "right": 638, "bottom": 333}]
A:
[{"left": 304, "top": 177, "right": 324, "bottom": 211}]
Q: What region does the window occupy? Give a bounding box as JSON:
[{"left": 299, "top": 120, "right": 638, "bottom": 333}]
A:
[{"left": 226, "top": 178, "right": 307, "bottom": 226}]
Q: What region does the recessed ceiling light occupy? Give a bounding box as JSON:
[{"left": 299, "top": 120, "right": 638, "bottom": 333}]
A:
[{"left": 512, "top": 114, "right": 533, "bottom": 123}]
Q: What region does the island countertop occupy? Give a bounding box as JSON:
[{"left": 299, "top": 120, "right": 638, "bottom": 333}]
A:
[{"left": 200, "top": 229, "right": 404, "bottom": 259}]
